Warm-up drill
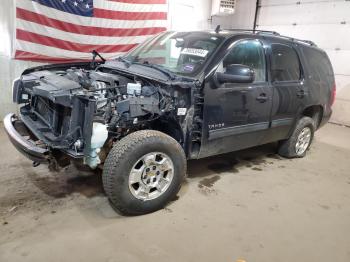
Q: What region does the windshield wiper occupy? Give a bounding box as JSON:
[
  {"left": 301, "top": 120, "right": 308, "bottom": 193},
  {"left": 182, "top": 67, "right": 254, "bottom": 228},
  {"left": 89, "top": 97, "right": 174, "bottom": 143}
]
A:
[
  {"left": 117, "top": 56, "right": 131, "bottom": 67},
  {"left": 132, "top": 61, "right": 176, "bottom": 80},
  {"left": 91, "top": 50, "right": 106, "bottom": 67}
]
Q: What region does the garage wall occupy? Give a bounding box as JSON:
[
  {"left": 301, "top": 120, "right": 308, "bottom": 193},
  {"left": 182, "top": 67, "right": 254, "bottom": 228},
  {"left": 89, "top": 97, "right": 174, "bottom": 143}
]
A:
[
  {"left": 212, "top": 0, "right": 257, "bottom": 29},
  {"left": 0, "top": 0, "right": 212, "bottom": 120},
  {"left": 0, "top": 0, "right": 40, "bottom": 120},
  {"left": 169, "top": 0, "right": 212, "bottom": 31},
  {"left": 256, "top": 0, "right": 350, "bottom": 126}
]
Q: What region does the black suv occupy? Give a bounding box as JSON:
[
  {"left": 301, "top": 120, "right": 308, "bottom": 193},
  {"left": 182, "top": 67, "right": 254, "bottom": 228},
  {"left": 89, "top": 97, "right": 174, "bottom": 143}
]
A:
[{"left": 4, "top": 29, "right": 336, "bottom": 215}]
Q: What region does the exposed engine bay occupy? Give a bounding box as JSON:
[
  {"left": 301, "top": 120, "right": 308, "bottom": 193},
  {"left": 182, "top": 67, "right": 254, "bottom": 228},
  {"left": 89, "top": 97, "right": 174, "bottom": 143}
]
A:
[{"left": 12, "top": 62, "right": 200, "bottom": 169}]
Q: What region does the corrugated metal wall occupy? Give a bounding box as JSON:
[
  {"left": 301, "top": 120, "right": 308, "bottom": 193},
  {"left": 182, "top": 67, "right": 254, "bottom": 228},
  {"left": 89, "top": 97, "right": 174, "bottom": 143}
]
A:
[{"left": 257, "top": 0, "right": 350, "bottom": 125}]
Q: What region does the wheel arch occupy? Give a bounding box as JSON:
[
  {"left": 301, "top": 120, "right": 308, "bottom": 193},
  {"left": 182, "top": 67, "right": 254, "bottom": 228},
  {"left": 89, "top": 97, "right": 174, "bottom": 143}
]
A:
[
  {"left": 301, "top": 105, "right": 324, "bottom": 129},
  {"left": 150, "top": 117, "right": 185, "bottom": 146},
  {"left": 286, "top": 105, "right": 323, "bottom": 139}
]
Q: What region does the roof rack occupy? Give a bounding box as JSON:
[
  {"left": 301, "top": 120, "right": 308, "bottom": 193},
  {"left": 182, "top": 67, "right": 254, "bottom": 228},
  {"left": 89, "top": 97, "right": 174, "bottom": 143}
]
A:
[
  {"left": 222, "top": 28, "right": 280, "bottom": 36},
  {"left": 221, "top": 27, "right": 317, "bottom": 47},
  {"left": 277, "top": 35, "right": 317, "bottom": 47},
  {"left": 291, "top": 38, "right": 317, "bottom": 47}
]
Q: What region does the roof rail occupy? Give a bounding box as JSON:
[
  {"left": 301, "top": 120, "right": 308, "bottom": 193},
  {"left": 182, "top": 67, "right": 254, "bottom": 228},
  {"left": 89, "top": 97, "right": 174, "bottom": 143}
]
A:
[
  {"left": 293, "top": 39, "right": 317, "bottom": 47},
  {"left": 278, "top": 35, "right": 317, "bottom": 47},
  {"left": 256, "top": 30, "right": 280, "bottom": 36},
  {"left": 223, "top": 28, "right": 280, "bottom": 36}
]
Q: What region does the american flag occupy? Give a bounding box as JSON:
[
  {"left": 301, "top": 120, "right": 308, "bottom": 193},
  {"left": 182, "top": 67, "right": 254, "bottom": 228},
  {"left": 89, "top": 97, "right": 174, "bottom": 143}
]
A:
[{"left": 14, "top": 0, "right": 168, "bottom": 63}]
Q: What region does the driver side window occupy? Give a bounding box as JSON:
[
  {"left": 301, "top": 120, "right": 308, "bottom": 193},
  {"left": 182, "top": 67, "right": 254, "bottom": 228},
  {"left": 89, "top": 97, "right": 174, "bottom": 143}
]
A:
[{"left": 221, "top": 40, "right": 266, "bottom": 83}]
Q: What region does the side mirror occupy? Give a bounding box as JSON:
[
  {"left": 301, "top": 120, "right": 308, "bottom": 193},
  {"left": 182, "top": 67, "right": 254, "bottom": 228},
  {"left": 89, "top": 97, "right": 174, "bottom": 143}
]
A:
[{"left": 216, "top": 64, "right": 255, "bottom": 84}]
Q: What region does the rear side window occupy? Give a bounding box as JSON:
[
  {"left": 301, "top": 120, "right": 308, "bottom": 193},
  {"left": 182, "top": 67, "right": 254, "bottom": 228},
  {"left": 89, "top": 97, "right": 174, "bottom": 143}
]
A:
[{"left": 271, "top": 44, "right": 301, "bottom": 82}]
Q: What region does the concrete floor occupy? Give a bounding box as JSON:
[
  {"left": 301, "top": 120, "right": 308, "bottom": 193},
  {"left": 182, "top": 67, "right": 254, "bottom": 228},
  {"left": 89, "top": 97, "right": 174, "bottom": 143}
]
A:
[{"left": 0, "top": 123, "right": 349, "bottom": 262}]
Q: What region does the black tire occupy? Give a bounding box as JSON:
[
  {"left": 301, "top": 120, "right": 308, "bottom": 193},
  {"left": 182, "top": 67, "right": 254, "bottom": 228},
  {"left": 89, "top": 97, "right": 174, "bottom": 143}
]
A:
[
  {"left": 102, "top": 130, "right": 186, "bottom": 215},
  {"left": 278, "top": 116, "right": 315, "bottom": 158}
]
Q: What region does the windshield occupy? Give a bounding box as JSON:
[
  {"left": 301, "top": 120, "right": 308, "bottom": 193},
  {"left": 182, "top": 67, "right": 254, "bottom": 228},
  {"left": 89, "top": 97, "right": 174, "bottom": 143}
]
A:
[{"left": 123, "top": 31, "right": 224, "bottom": 77}]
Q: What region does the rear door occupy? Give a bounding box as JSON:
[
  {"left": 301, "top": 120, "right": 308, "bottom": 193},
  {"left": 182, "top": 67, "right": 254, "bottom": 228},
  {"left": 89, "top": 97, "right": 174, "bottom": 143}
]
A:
[
  {"left": 199, "top": 39, "right": 273, "bottom": 158},
  {"left": 264, "top": 42, "right": 307, "bottom": 142}
]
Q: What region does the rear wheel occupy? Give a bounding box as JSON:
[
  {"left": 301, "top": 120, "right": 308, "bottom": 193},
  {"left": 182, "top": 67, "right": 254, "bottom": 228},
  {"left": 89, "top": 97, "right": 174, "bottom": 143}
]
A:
[
  {"left": 278, "top": 116, "right": 315, "bottom": 158},
  {"left": 102, "top": 130, "right": 186, "bottom": 215}
]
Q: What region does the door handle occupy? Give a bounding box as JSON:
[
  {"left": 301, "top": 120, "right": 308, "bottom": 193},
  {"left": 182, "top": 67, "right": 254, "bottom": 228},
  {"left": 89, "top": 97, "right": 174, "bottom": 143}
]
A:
[
  {"left": 256, "top": 93, "right": 268, "bottom": 103},
  {"left": 296, "top": 89, "right": 306, "bottom": 98}
]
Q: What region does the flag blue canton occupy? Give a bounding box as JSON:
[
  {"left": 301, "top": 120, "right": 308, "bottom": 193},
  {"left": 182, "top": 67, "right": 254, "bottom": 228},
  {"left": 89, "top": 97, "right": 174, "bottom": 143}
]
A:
[{"left": 32, "top": 0, "right": 93, "bottom": 17}]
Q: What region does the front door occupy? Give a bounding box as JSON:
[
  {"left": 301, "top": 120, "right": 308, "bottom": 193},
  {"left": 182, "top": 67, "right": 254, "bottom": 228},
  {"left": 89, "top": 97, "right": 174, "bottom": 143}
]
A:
[{"left": 199, "top": 39, "right": 273, "bottom": 158}]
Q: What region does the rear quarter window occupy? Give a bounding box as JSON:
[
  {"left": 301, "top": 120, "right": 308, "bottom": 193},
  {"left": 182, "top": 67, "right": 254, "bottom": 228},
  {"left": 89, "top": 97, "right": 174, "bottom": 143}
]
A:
[{"left": 301, "top": 47, "right": 334, "bottom": 89}]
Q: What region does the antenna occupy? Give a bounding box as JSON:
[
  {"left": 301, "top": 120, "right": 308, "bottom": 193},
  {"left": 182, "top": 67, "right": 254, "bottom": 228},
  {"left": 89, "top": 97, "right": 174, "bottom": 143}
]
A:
[{"left": 215, "top": 25, "right": 221, "bottom": 33}]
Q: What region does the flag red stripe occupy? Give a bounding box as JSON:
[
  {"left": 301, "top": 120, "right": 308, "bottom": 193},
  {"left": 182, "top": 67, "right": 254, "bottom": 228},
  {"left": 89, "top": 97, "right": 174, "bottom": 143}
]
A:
[
  {"left": 15, "top": 50, "right": 91, "bottom": 63},
  {"left": 17, "top": 29, "right": 137, "bottom": 53},
  {"left": 17, "top": 8, "right": 166, "bottom": 37},
  {"left": 108, "top": 0, "right": 167, "bottom": 4},
  {"left": 94, "top": 8, "right": 167, "bottom": 20}
]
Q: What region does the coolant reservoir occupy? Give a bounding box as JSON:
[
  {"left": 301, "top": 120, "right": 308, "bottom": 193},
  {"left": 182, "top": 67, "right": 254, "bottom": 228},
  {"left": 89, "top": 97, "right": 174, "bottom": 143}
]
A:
[
  {"left": 91, "top": 122, "right": 108, "bottom": 150},
  {"left": 85, "top": 122, "right": 108, "bottom": 169},
  {"left": 127, "top": 82, "right": 142, "bottom": 96}
]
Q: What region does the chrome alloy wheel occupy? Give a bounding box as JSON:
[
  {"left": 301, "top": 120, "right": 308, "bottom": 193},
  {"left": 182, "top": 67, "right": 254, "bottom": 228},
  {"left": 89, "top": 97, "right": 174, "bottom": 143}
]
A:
[
  {"left": 128, "top": 152, "right": 174, "bottom": 201},
  {"left": 295, "top": 127, "right": 312, "bottom": 156}
]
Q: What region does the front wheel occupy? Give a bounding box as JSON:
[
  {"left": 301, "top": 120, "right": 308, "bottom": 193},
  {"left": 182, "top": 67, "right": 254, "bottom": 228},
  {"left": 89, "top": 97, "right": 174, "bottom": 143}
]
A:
[
  {"left": 102, "top": 130, "right": 186, "bottom": 215},
  {"left": 278, "top": 116, "right": 315, "bottom": 158}
]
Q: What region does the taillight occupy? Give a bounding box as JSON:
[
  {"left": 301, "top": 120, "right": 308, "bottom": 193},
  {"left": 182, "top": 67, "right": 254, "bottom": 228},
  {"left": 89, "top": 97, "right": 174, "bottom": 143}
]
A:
[{"left": 330, "top": 83, "right": 336, "bottom": 107}]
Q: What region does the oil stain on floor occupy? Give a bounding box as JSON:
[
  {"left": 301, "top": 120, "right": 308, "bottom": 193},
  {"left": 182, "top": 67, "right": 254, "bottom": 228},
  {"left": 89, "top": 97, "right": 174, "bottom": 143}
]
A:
[
  {"left": 197, "top": 175, "right": 221, "bottom": 196},
  {"left": 198, "top": 175, "right": 221, "bottom": 189}
]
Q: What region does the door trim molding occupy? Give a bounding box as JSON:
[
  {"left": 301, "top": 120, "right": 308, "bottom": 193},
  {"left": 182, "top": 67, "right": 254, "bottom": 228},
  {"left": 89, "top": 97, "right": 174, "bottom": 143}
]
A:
[
  {"left": 208, "top": 122, "right": 269, "bottom": 141},
  {"left": 271, "top": 118, "right": 294, "bottom": 128}
]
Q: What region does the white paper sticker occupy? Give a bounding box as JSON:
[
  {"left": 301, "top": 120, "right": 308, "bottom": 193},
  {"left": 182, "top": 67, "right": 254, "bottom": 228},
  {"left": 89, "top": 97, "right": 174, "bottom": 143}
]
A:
[
  {"left": 181, "top": 48, "right": 209, "bottom": 58},
  {"left": 177, "top": 108, "right": 187, "bottom": 116}
]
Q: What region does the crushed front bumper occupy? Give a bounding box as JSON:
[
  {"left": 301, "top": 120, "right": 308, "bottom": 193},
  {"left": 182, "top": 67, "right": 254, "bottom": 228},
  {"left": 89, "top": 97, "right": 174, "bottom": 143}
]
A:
[{"left": 3, "top": 113, "right": 49, "bottom": 163}]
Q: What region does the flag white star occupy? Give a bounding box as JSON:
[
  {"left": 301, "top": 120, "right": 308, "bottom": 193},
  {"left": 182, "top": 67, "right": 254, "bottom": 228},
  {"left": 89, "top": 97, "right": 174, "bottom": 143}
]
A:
[
  {"left": 61, "top": 0, "right": 66, "bottom": 3},
  {"left": 85, "top": 4, "right": 89, "bottom": 8},
  {"left": 74, "top": 1, "right": 78, "bottom": 6}
]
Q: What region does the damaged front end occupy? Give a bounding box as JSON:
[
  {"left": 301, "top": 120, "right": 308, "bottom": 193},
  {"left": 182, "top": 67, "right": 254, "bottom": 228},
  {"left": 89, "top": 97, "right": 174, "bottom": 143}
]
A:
[{"left": 6, "top": 61, "right": 198, "bottom": 170}]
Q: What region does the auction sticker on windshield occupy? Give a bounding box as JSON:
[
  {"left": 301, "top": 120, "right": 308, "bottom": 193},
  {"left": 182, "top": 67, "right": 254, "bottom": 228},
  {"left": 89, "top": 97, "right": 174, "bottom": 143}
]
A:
[{"left": 181, "top": 48, "right": 209, "bottom": 57}]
